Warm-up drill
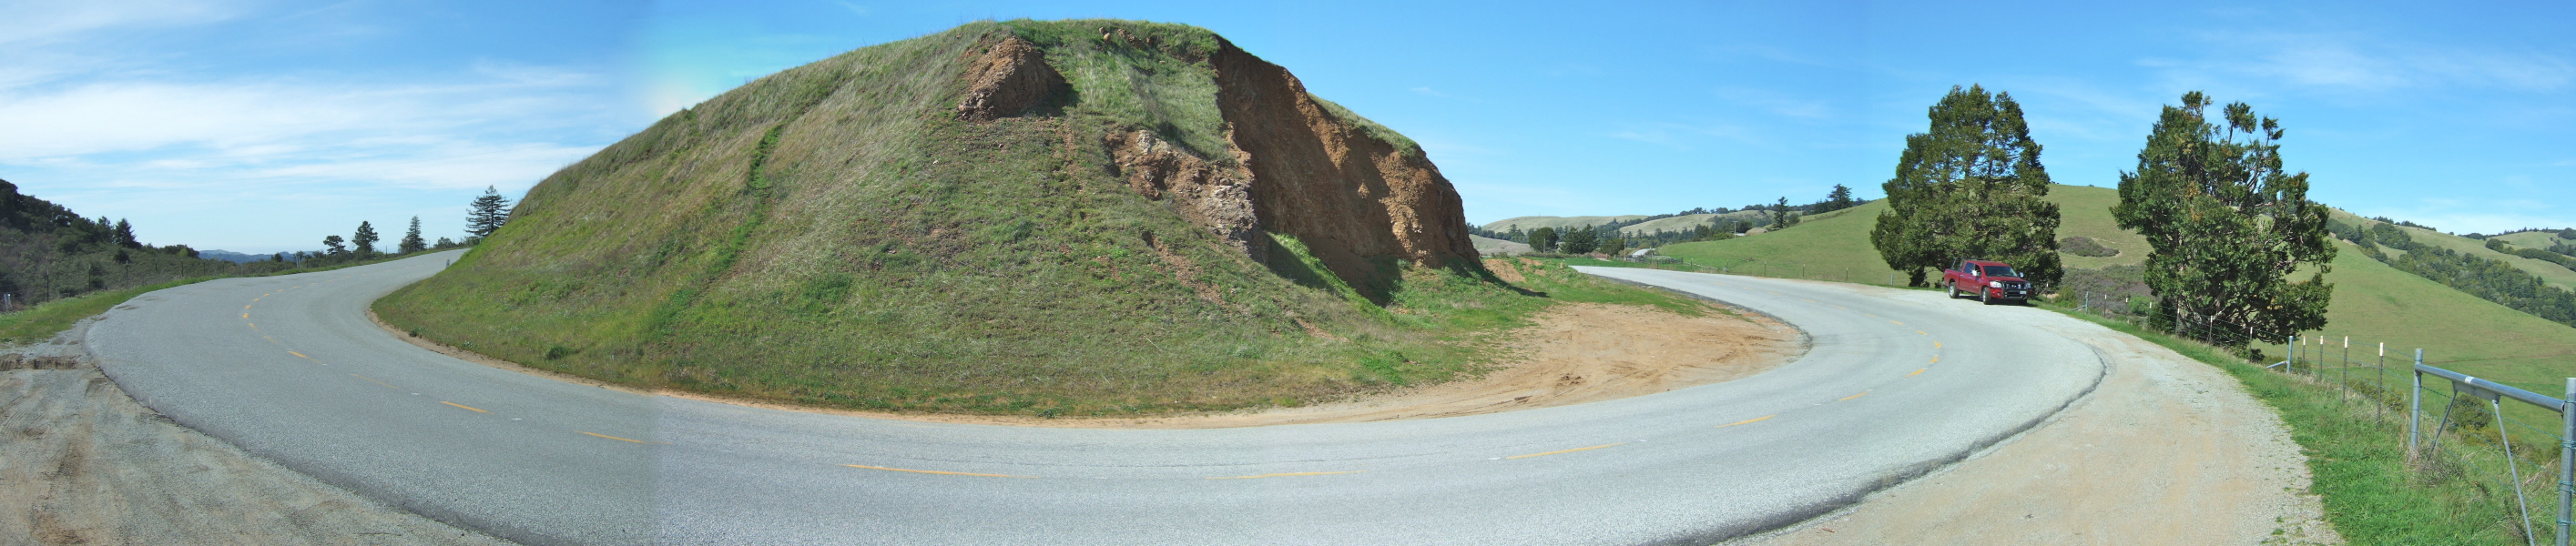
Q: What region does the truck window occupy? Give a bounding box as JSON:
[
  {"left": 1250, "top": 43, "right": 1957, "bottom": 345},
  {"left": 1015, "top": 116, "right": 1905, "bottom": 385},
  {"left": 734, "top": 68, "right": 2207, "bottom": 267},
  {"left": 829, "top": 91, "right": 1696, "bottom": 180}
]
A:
[{"left": 1981, "top": 265, "right": 2020, "bottom": 278}]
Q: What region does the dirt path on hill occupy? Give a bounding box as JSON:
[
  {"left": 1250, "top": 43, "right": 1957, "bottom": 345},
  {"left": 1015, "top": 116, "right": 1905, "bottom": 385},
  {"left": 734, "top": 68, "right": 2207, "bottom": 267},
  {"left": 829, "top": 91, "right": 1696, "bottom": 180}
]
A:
[
  {"left": 1731, "top": 319, "right": 2342, "bottom": 546},
  {"left": 0, "top": 320, "right": 508, "bottom": 546}
]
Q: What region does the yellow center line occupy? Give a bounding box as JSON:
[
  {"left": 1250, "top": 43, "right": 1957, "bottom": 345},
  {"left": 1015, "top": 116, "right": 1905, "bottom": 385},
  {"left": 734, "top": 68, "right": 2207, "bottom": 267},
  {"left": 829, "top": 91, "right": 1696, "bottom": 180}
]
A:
[
  {"left": 579, "top": 431, "right": 663, "bottom": 444},
  {"left": 1889, "top": 320, "right": 1904, "bottom": 326},
  {"left": 1505, "top": 442, "right": 1628, "bottom": 460},
  {"left": 240, "top": 313, "right": 249, "bottom": 319},
  {"left": 1931, "top": 355, "right": 1940, "bottom": 363},
  {"left": 288, "top": 351, "right": 308, "bottom": 359},
  {"left": 843, "top": 464, "right": 1035, "bottom": 479},
  {"left": 441, "top": 401, "right": 490, "bottom": 413},
  {"left": 1864, "top": 313, "right": 1879, "bottom": 318},
  {"left": 351, "top": 374, "right": 398, "bottom": 389},
  {"left": 1717, "top": 415, "right": 1775, "bottom": 428},
  {"left": 1909, "top": 368, "right": 1927, "bottom": 377},
  {"left": 1801, "top": 298, "right": 1817, "bottom": 303},
  {"left": 1207, "top": 470, "right": 1363, "bottom": 480},
  {"left": 1916, "top": 330, "right": 1928, "bottom": 336},
  {"left": 1839, "top": 391, "right": 1870, "bottom": 400},
  {"left": 243, "top": 305, "right": 252, "bottom": 309},
  {"left": 1934, "top": 341, "right": 1943, "bottom": 349},
  {"left": 1831, "top": 305, "right": 1848, "bottom": 309}
]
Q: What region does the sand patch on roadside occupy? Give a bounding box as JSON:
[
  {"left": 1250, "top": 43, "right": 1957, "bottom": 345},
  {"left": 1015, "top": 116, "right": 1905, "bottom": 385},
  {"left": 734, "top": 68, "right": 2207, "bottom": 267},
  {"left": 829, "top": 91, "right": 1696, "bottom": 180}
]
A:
[{"left": 375, "top": 300, "right": 1801, "bottom": 430}]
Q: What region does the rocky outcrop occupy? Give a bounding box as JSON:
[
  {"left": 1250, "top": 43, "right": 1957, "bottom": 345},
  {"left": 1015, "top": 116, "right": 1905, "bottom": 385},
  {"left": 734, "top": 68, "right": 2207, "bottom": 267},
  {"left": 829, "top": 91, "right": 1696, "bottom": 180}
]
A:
[
  {"left": 1106, "top": 130, "right": 1265, "bottom": 261},
  {"left": 1208, "top": 39, "right": 1479, "bottom": 289},
  {"left": 954, "top": 36, "right": 1066, "bottom": 121}
]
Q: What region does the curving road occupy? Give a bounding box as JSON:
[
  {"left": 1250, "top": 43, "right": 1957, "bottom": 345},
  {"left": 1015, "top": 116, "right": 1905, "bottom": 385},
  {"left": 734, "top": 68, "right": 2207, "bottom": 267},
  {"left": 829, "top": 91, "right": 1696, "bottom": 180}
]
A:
[{"left": 86, "top": 253, "right": 2106, "bottom": 545}]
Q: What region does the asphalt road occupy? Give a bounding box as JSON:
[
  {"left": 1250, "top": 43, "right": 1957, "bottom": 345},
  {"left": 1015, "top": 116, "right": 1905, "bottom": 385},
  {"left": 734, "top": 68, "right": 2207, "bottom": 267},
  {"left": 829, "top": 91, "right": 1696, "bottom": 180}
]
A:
[{"left": 86, "top": 253, "right": 2106, "bottom": 545}]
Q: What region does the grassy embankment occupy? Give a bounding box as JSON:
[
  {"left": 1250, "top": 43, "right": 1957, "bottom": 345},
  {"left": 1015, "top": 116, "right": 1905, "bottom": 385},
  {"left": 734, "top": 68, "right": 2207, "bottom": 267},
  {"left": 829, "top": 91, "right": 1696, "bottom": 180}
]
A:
[
  {"left": 1648, "top": 182, "right": 2574, "bottom": 542},
  {"left": 377, "top": 20, "right": 1713, "bottom": 418}
]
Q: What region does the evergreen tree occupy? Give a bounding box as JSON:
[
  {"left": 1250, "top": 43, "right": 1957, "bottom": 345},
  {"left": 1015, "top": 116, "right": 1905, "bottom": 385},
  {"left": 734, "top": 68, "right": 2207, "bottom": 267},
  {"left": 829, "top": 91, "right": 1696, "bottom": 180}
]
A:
[
  {"left": 400, "top": 216, "right": 427, "bottom": 254},
  {"left": 2113, "top": 91, "right": 2335, "bottom": 347},
  {"left": 466, "top": 186, "right": 513, "bottom": 242},
  {"left": 1562, "top": 225, "right": 1600, "bottom": 254},
  {"left": 1769, "top": 197, "right": 1790, "bottom": 228},
  {"left": 113, "top": 218, "right": 138, "bottom": 248},
  {"left": 1529, "top": 227, "right": 1559, "bottom": 253},
  {"left": 352, "top": 221, "right": 380, "bottom": 258},
  {"left": 322, "top": 235, "right": 348, "bottom": 257},
  {"left": 1823, "top": 185, "right": 1855, "bottom": 212},
  {"left": 1870, "top": 85, "right": 2062, "bottom": 287}
]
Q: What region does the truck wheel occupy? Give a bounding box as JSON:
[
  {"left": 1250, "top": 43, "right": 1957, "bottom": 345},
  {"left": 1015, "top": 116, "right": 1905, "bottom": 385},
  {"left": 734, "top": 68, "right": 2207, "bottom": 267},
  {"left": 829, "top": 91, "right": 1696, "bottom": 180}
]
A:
[
  {"left": 1980, "top": 289, "right": 1992, "bottom": 305},
  {"left": 1947, "top": 284, "right": 1960, "bottom": 298}
]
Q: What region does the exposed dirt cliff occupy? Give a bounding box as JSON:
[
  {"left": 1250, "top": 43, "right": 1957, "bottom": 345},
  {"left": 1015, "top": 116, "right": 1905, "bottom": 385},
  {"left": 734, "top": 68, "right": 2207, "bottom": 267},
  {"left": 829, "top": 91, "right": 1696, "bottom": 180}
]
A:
[
  {"left": 953, "top": 36, "right": 1067, "bottom": 121},
  {"left": 1088, "top": 37, "right": 1478, "bottom": 294}
]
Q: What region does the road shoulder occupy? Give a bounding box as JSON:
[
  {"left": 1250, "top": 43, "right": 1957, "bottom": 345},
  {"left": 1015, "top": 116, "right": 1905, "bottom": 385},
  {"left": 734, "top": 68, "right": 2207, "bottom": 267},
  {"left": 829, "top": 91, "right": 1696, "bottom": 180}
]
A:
[
  {"left": 0, "top": 319, "right": 511, "bottom": 546},
  {"left": 1734, "top": 318, "right": 2341, "bottom": 545}
]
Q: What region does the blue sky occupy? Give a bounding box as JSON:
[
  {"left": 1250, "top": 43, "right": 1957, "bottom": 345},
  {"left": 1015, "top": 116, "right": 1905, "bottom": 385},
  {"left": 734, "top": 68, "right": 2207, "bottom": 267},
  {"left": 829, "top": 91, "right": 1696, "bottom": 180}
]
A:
[{"left": 5, "top": 1, "right": 2571, "bottom": 253}]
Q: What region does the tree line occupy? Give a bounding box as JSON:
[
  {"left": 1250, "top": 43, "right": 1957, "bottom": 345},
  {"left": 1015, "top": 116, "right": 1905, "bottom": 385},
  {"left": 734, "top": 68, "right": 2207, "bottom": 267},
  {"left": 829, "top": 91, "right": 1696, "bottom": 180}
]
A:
[{"left": 0, "top": 182, "right": 516, "bottom": 311}]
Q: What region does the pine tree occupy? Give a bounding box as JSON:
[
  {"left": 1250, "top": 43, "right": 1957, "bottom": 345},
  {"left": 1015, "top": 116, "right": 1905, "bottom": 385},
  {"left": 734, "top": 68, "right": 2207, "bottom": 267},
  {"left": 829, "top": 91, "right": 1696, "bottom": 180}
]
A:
[
  {"left": 1870, "top": 85, "right": 2062, "bottom": 287},
  {"left": 352, "top": 221, "right": 380, "bottom": 258},
  {"left": 113, "top": 218, "right": 138, "bottom": 248},
  {"left": 466, "top": 186, "right": 513, "bottom": 242},
  {"left": 1824, "top": 185, "right": 1855, "bottom": 212},
  {"left": 2113, "top": 91, "right": 2334, "bottom": 347},
  {"left": 400, "top": 216, "right": 428, "bottom": 254},
  {"left": 322, "top": 235, "right": 348, "bottom": 257}
]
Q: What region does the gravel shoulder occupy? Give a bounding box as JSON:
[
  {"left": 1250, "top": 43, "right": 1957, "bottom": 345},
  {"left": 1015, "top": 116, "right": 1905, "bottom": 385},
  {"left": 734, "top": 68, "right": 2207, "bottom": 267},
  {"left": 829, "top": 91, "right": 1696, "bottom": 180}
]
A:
[
  {"left": 1733, "top": 311, "right": 2342, "bottom": 545},
  {"left": 0, "top": 319, "right": 508, "bottom": 546}
]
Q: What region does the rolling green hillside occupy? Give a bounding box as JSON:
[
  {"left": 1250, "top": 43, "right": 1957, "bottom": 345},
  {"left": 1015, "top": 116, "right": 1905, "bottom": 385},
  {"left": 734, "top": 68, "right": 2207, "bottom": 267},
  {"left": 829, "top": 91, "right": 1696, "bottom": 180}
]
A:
[
  {"left": 376, "top": 20, "right": 1707, "bottom": 417},
  {"left": 1482, "top": 215, "right": 1649, "bottom": 233},
  {"left": 1657, "top": 183, "right": 2576, "bottom": 399},
  {"left": 2329, "top": 209, "right": 2576, "bottom": 291},
  {"left": 2490, "top": 230, "right": 2571, "bottom": 249}
]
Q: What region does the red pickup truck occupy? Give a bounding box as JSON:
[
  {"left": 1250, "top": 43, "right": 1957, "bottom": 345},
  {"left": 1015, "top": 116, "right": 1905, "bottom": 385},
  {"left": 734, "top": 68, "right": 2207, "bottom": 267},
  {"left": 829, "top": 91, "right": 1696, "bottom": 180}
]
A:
[{"left": 1944, "top": 259, "right": 2033, "bottom": 305}]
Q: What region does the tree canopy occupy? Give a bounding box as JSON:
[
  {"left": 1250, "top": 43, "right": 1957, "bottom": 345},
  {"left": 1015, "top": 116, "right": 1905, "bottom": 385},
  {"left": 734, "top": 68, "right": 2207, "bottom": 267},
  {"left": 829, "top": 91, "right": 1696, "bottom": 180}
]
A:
[
  {"left": 2112, "top": 91, "right": 2334, "bottom": 347},
  {"left": 1869, "top": 85, "right": 2062, "bottom": 287}
]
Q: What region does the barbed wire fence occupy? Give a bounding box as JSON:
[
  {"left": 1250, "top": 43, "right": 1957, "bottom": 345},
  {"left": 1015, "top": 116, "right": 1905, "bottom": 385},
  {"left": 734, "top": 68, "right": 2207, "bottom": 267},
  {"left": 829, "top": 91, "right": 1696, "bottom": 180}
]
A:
[{"left": 2072, "top": 291, "right": 2572, "bottom": 546}]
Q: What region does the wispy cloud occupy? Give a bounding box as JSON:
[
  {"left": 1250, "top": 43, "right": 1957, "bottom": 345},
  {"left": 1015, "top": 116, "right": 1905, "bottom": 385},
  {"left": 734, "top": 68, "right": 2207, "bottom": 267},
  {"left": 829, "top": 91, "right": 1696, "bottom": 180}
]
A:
[
  {"left": 2153, "top": 32, "right": 2576, "bottom": 94},
  {"left": 0, "top": 0, "right": 231, "bottom": 46}
]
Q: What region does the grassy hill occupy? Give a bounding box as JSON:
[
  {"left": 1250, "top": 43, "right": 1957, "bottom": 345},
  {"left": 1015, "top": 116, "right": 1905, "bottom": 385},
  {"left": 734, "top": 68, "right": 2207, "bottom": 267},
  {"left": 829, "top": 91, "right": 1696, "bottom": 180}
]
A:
[
  {"left": 2328, "top": 209, "right": 2576, "bottom": 291},
  {"left": 1657, "top": 184, "right": 2576, "bottom": 397},
  {"left": 1482, "top": 215, "right": 1649, "bottom": 233},
  {"left": 376, "top": 20, "right": 1706, "bottom": 417},
  {"left": 2490, "top": 230, "right": 2571, "bottom": 249}
]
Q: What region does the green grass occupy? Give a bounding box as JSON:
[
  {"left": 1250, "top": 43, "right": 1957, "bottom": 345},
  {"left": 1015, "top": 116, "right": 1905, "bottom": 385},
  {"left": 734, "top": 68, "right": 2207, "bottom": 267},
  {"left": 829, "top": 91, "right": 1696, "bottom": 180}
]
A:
[
  {"left": 0, "top": 277, "right": 219, "bottom": 345},
  {"left": 2052, "top": 308, "right": 2520, "bottom": 545},
  {"left": 1656, "top": 185, "right": 2146, "bottom": 283},
  {"left": 375, "top": 20, "right": 1707, "bottom": 418}
]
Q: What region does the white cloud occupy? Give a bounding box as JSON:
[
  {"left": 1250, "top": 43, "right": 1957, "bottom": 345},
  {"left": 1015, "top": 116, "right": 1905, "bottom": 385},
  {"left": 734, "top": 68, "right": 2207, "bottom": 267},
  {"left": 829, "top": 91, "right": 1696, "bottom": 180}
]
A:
[{"left": 0, "top": 0, "right": 231, "bottom": 46}]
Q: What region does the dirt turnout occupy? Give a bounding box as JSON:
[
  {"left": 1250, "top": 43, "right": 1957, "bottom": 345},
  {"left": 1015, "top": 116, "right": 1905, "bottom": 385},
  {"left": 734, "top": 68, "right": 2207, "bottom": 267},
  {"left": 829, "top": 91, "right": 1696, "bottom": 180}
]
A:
[
  {"left": 373, "top": 299, "right": 1802, "bottom": 430},
  {"left": 1734, "top": 319, "right": 2340, "bottom": 545},
  {"left": 1121, "top": 301, "right": 1802, "bottom": 428},
  {"left": 0, "top": 321, "right": 506, "bottom": 546}
]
